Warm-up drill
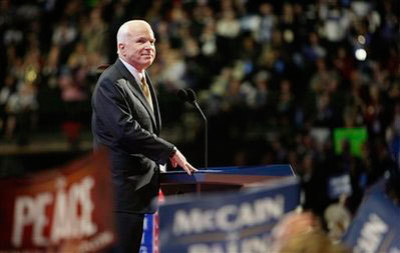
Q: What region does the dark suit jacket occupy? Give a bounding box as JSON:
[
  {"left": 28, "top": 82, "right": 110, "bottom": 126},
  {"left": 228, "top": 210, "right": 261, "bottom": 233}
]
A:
[{"left": 91, "top": 59, "right": 175, "bottom": 214}]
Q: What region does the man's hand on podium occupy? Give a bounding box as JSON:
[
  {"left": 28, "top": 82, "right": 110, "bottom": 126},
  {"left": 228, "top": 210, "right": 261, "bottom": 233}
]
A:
[{"left": 169, "top": 149, "right": 198, "bottom": 175}]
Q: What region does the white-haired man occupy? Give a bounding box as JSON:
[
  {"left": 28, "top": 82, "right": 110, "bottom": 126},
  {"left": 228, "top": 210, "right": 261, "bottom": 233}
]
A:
[{"left": 91, "top": 20, "right": 197, "bottom": 253}]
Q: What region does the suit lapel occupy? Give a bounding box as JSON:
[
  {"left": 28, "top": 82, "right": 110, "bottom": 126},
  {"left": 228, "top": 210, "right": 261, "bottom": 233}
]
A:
[{"left": 114, "top": 59, "right": 159, "bottom": 133}]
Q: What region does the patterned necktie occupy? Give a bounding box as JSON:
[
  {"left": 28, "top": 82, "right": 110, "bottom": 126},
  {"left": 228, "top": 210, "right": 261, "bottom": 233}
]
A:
[{"left": 140, "top": 76, "right": 154, "bottom": 111}]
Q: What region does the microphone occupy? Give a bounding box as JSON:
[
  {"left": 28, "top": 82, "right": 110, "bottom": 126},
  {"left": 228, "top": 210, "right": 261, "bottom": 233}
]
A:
[
  {"left": 186, "top": 88, "right": 197, "bottom": 104},
  {"left": 177, "top": 88, "right": 208, "bottom": 169},
  {"left": 177, "top": 89, "right": 189, "bottom": 103},
  {"left": 177, "top": 88, "right": 197, "bottom": 106}
]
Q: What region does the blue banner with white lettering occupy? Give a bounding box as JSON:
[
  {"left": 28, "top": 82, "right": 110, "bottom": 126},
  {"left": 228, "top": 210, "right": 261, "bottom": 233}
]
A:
[
  {"left": 342, "top": 178, "right": 400, "bottom": 252},
  {"left": 158, "top": 177, "right": 300, "bottom": 253},
  {"left": 327, "top": 173, "right": 352, "bottom": 200},
  {"left": 140, "top": 214, "right": 154, "bottom": 253}
]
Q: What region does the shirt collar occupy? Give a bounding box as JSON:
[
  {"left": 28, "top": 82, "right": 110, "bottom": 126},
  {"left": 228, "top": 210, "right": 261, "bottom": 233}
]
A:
[{"left": 119, "top": 58, "right": 144, "bottom": 84}]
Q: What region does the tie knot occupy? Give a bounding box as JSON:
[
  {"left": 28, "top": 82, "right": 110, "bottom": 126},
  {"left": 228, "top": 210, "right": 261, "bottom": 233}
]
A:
[
  {"left": 139, "top": 73, "right": 146, "bottom": 83},
  {"left": 141, "top": 77, "right": 148, "bottom": 91}
]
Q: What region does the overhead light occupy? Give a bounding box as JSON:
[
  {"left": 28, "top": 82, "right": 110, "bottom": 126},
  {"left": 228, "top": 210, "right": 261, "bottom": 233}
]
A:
[
  {"left": 357, "top": 35, "right": 366, "bottom": 45},
  {"left": 355, "top": 48, "right": 367, "bottom": 61}
]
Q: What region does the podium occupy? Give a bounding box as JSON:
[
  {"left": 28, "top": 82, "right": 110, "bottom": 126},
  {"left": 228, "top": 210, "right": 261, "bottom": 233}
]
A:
[
  {"left": 140, "top": 165, "right": 296, "bottom": 252},
  {"left": 160, "top": 164, "right": 296, "bottom": 195}
]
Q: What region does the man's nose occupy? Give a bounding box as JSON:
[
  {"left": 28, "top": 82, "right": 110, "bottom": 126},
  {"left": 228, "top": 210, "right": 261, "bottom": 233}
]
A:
[{"left": 144, "top": 42, "right": 154, "bottom": 49}]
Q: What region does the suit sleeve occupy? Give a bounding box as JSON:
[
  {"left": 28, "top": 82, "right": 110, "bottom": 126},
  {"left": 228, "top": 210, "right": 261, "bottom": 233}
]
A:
[{"left": 92, "top": 77, "right": 174, "bottom": 164}]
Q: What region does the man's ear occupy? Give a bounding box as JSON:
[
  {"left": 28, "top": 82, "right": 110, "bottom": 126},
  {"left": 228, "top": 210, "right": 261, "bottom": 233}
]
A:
[{"left": 117, "top": 43, "right": 125, "bottom": 54}]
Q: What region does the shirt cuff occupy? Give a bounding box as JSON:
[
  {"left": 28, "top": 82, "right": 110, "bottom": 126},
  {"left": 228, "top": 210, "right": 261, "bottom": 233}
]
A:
[{"left": 169, "top": 146, "right": 178, "bottom": 158}]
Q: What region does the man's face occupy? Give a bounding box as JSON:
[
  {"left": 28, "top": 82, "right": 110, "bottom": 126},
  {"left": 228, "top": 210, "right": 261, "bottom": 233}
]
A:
[{"left": 120, "top": 24, "right": 156, "bottom": 71}]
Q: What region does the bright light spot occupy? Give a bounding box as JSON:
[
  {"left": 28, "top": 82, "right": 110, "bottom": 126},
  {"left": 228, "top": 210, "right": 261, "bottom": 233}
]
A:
[
  {"left": 357, "top": 35, "right": 366, "bottom": 44},
  {"left": 283, "top": 30, "right": 294, "bottom": 43},
  {"left": 355, "top": 48, "right": 367, "bottom": 61}
]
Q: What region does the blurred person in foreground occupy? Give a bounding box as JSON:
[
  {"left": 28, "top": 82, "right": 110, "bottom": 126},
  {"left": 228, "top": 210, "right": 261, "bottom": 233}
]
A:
[
  {"left": 91, "top": 20, "right": 197, "bottom": 253},
  {"left": 270, "top": 211, "right": 350, "bottom": 253}
]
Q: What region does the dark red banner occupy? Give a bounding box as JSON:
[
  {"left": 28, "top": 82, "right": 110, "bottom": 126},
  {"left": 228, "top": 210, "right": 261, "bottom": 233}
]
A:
[{"left": 0, "top": 149, "right": 116, "bottom": 252}]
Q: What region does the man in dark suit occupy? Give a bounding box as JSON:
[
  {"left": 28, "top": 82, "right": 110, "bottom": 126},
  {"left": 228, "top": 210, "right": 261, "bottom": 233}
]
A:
[{"left": 91, "top": 20, "right": 197, "bottom": 253}]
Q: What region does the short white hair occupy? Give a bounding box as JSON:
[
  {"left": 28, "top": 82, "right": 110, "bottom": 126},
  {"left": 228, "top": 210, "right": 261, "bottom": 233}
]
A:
[{"left": 116, "top": 21, "right": 131, "bottom": 55}]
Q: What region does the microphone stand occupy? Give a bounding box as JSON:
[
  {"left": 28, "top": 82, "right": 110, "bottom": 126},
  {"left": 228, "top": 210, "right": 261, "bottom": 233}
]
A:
[
  {"left": 177, "top": 88, "right": 208, "bottom": 170},
  {"left": 193, "top": 100, "right": 208, "bottom": 170}
]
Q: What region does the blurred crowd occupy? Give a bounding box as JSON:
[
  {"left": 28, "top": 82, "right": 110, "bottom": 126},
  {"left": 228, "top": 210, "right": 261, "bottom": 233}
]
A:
[{"left": 0, "top": 0, "right": 399, "bottom": 245}]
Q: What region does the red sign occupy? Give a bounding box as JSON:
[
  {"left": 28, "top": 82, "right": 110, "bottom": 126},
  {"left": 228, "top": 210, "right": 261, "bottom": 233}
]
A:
[{"left": 0, "top": 149, "right": 116, "bottom": 252}]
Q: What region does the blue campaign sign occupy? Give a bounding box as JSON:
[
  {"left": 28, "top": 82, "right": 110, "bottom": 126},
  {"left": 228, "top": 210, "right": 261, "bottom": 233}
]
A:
[
  {"left": 342, "top": 178, "right": 400, "bottom": 252},
  {"left": 158, "top": 177, "right": 300, "bottom": 253},
  {"left": 327, "top": 173, "right": 352, "bottom": 200},
  {"left": 140, "top": 214, "right": 154, "bottom": 253}
]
